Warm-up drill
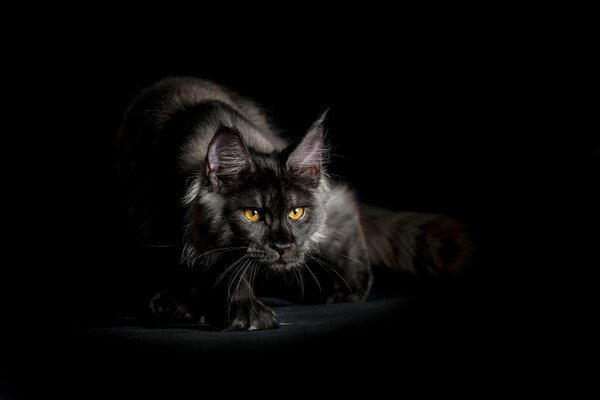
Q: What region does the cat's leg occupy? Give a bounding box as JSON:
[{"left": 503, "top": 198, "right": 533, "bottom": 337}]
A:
[
  {"left": 318, "top": 225, "right": 373, "bottom": 304},
  {"left": 201, "top": 270, "right": 280, "bottom": 331}
]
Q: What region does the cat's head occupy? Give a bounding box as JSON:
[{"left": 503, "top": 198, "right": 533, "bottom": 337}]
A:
[{"left": 185, "top": 113, "right": 329, "bottom": 271}]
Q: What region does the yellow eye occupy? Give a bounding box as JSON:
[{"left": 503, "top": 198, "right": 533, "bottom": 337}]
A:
[
  {"left": 244, "top": 209, "right": 261, "bottom": 222},
  {"left": 288, "top": 207, "right": 305, "bottom": 221}
]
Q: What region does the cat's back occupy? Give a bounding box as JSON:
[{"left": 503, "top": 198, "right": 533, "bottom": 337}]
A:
[
  {"left": 116, "top": 77, "right": 289, "bottom": 179},
  {"left": 117, "top": 77, "right": 277, "bottom": 146}
]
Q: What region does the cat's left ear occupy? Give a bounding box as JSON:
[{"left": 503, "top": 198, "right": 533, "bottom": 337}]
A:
[{"left": 286, "top": 109, "right": 328, "bottom": 187}]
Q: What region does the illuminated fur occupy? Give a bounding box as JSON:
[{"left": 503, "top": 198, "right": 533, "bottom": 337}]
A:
[{"left": 117, "top": 77, "right": 472, "bottom": 331}]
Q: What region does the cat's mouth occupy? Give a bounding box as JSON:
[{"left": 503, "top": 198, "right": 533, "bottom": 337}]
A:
[
  {"left": 246, "top": 248, "right": 300, "bottom": 271},
  {"left": 271, "top": 261, "right": 288, "bottom": 271},
  {"left": 261, "top": 256, "right": 295, "bottom": 270},
  {"left": 249, "top": 258, "right": 292, "bottom": 271},
  {"left": 268, "top": 252, "right": 308, "bottom": 271}
]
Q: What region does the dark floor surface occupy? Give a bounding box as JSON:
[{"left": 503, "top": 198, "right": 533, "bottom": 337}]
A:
[{"left": 1, "top": 277, "right": 524, "bottom": 399}]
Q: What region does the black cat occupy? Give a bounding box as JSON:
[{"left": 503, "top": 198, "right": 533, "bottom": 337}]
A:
[{"left": 117, "top": 77, "right": 472, "bottom": 331}]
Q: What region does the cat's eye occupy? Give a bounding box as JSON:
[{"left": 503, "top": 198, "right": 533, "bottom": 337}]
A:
[
  {"left": 288, "top": 207, "right": 305, "bottom": 221},
  {"left": 244, "top": 209, "right": 261, "bottom": 222}
]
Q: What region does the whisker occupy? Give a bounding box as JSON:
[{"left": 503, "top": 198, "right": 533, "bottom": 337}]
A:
[
  {"left": 170, "top": 302, "right": 185, "bottom": 320},
  {"left": 197, "top": 246, "right": 246, "bottom": 259},
  {"left": 226, "top": 258, "right": 251, "bottom": 317},
  {"left": 309, "top": 254, "right": 353, "bottom": 295},
  {"left": 282, "top": 269, "right": 290, "bottom": 287},
  {"left": 226, "top": 260, "right": 251, "bottom": 320},
  {"left": 341, "top": 254, "right": 367, "bottom": 266},
  {"left": 230, "top": 261, "right": 253, "bottom": 307},
  {"left": 248, "top": 261, "right": 259, "bottom": 313},
  {"left": 291, "top": 266, "right": 304, "bottom": 300},
  {"left": 197, "top": 247, "right": 246, "bottom": 265},
  {"left": 250, "top": 261, "right": 260, "bottom": 291},
  {"left": 227, "top": 258, "right": 251, "bottom": 301},
  {"left": 214, "top": 255, "right": 249, "bottom": 287},
  {"left": 302, "top": 263, "right": 322, "bottom": 292},
  {"left": 185, "top": 245, "right": 246, "bottom": 267},
  {"left": 299, "top": 267, "right": 306, "bottom": 300}
]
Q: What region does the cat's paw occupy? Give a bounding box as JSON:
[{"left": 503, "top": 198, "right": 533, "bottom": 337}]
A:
[
  {"left": 149, "top": 290, "right": 197, "bottom": 321},
  {"left": 326, "top": 277, "right": 371, "bottom": 303},
  {"left": 326, "top": 292, "right": 363, "bottom": 304},
  {"left": 219, "top": 300, "right": 280, "bottom": 331}
]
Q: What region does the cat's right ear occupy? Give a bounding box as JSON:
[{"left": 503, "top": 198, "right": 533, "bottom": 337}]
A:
[
  {"left": 206, "top": 128, "right": 255, "bottom": 194},
  {"left": 286, "top": 109, "right": 328, "bottom": 187}
]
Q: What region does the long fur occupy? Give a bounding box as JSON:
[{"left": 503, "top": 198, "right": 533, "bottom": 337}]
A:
[
  {"left": 117, "top": 77, "right": 473, "bottom": 330},
  {"left": 360, "top": 207, "right": 473, "bottom": 276}
]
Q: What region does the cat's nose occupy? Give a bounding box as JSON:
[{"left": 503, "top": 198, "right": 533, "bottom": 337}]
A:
[{"left": 271, "top": 242, "right": 292, "bottom": 256}]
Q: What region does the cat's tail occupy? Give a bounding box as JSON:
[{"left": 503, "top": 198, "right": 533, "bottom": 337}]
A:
[{"left": 359, "top": 206, "right": 474, "bottom": 276}]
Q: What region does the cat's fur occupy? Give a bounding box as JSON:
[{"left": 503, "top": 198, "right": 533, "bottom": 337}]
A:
[{"left": 117, "top": 77, "right": 472, "bottom": 331}]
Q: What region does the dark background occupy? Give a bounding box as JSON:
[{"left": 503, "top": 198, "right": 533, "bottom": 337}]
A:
[
  {"left": 2, "top": 21, "right": 596, "bottom": 397},
  {"left": 55, "top": 44, "right": 511, "bottom": 318},
  {"left": 46, "top": 38, "right": 553, "bottom": 311}
]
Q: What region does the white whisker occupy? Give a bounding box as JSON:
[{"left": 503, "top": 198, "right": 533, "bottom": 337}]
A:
[
  {"left": 309, "top": 254, "right": 353, "bottom": 295},
  {"left": 291, "top": 266, "right": 304, "bottom": 300},
  {"left": 230, "top": 261, "right": 253, "bottom": 308},
  {"left": 214, "top": 255, "right": 249, "bottom": 287},
  {"left": 341, "top": 254, "right": 367, "bottom": 266},
  {"left": 302, "top": 263, "right": 322, "bottom": 292},
  {"left": 227, "top": 258, "right": 251, "bottom": 301}
]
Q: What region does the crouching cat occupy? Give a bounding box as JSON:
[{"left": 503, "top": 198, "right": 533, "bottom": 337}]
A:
[{"left": 116, "top": 77, "right": 473, "bottom": 331}]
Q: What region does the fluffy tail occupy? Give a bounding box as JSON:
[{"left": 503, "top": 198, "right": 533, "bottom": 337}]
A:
[{"left": 360, "top": 206, "right": 473, "bottom": 277}]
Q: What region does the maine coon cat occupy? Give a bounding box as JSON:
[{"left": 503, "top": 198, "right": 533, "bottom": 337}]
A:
[{"left": 117, "top": 77, "right": 472, "bottom": 331}]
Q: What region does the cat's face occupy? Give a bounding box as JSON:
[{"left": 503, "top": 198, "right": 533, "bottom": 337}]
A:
[
  {"left": 194, "top": 116, "right": 327, "bottom": 270},
  {"left": 218, "top": 166, "right": 325, "bottom": 269}
]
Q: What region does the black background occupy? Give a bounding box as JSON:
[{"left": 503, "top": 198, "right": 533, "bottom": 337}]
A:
[
  {"left": 2, "top": 18, "right": 597, "bottom": 397},
  {"left": 55, "top": 43, "right": 510, "bottom": 318},
  {"left": 46, "top": 37, "right": 544, "bottom": 310},
  {"left": 5, "top": 38, "right": 574, "bottom": 320}
]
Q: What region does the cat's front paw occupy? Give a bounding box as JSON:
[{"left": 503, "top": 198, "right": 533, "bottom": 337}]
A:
[{"left": 219, "top": 300, "right": 280, "bottom": 331}]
